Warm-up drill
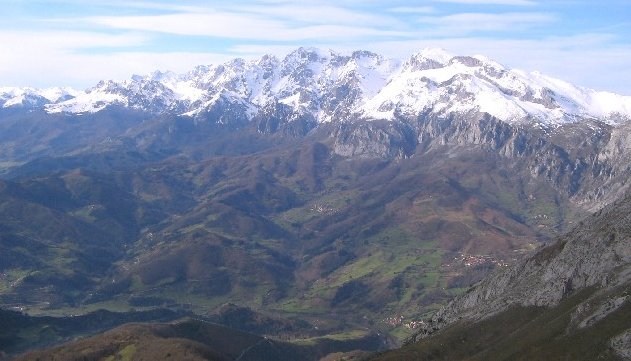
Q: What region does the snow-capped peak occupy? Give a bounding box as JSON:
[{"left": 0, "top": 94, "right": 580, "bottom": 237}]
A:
[
  {"left": 285, "top": 47, "right": 335, "bottom": 62},
  {"left": 0, "top": 86, "right": 79, "bottom": 109},
  {"left": 472, "top": 54, "right": 506, "bottom": 71},
  {"left": 414, "top": 47, "right": 453, "bottom": 64},
  {"left": 5, "top": 48, "right": 631, "bottom": 126}
]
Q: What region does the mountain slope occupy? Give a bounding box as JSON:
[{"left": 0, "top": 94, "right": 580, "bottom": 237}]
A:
[
  {"left": 0, "top": 308, "right": 185, "bottom": 357},
  {"left": 0, "top": 168, "right": 196, "bottom": 309},
  {"left": 0, "top": 134, "right": 574, "bottom": 342},
  {"left": 15, "top": 317, "right": 384, "bottom": 361},
  {"left": 374, "top": 187, "right": 631, "bottom": 360}
]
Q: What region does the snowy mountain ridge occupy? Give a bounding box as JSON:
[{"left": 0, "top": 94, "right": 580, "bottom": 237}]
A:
[
  {"left": 3, "top": 47, "right": 631, "bottom": 126},
  {"left": 0, "top": 86, "right": 79, "bottom": 109}
]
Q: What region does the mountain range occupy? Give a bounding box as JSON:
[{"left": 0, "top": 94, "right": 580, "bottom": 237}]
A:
[
  {"left": 1, "top": 47, "right": 631, "bottom": 359},
  {"left": 3, "top": 47, "right": 631, "bottom": 125}
]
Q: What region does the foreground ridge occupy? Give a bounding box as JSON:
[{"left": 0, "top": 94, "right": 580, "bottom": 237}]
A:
[{"left": 374, "top": 189, "right": 631, "bottom": 360}]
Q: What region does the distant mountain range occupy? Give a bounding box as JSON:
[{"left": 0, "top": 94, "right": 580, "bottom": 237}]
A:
[
  {"left": 1, "top": 47, "right": 631, "bottom": 358},
  {"left": 3, "top": 47, "right": 631, "bottom": 125}
]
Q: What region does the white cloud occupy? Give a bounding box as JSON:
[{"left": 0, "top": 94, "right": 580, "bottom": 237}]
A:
[
  {"left": 0, "top": 50, "right": 234, "bottom": 88},
  {"left": 88, "top": 9, "right": 408, "bottom": 41},
  {"left": 229, "top": 44, "right": 304, "bottom": 57},
  {"left": 0, "top": 30, "right": 230, "bottom": 88},
  {"left": 389, "top": 7, "right": 436, "bottom": 14},
  {"left": 111, "top": 1, "right": 209, "bottom": 12},
  {"left": 0, "top": 30, "right": 147, "bottom": 50},
  {"left": 417, "top": 12, "right": 555, "bottom": 35},
  {"left": 433, "top": 0, "right": 537, "bottom": 6},
  {"left": 234, "top": 4, "right": 402, "bottom": 27}
]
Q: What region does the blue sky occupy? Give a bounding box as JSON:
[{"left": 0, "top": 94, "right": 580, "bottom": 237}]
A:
[{"left": 1, "top": 0, "right": 630, "bottom": 94}]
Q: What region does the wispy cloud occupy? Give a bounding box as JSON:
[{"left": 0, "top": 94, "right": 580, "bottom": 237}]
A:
[
  {"left": 0, "top": 30, "right": 229, "bottom": 88},
  {"left": 87, "top": 6, "right": 409, "bottom": 41},
  {"left": 417, "top": 12, "right": 555, "bottom": 35},
  {"left": 112, "top": 1, "right": 207, "bottom": 12},
  {"left": 433, "top": 0, "right": 537, "bottom": 6},
  {"left": 229, "top": 44, "right": 305, "bottom": 56},
  {"left": 389, "top": 6, "right": 436, "bottom": 14},
  {"left": 234, "top": 4, "right": 402, "bottom": 27},
  {"left": 0, "top": 30, "right": 147, "bottom": 50}
]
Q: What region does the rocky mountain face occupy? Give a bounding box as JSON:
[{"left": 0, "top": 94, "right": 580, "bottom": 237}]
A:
[
  {"left": 435, "top": 191, "right": 630, "bottom": 318},
  {"left": 2, "top": 48, "right": 631, "bottom": 209},
  {"left": 436, "top": 186, "right": 630, "bottom": 321},
  {"left": 2, "top": 48, "right": 631, "bottom": 354},
  {"left": 376, "top": 188, "right": 631, "bottom": 360}
]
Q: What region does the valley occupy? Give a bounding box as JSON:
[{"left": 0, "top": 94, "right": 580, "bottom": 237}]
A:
[{"left": 1, "top": 48, "right": 630, "bottom": 359}]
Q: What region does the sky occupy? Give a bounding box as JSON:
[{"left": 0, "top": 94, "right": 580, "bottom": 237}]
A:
[{"left": 1, "top": 0, "right": 630, "bottom": 94}]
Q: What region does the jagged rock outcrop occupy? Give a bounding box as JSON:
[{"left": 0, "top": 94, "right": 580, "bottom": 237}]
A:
[{"left": 611, "top": 330, "right": 631, "bottom": 359}]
